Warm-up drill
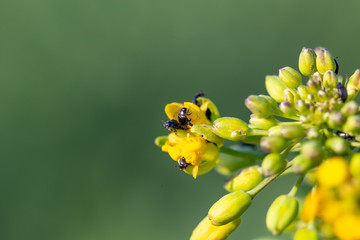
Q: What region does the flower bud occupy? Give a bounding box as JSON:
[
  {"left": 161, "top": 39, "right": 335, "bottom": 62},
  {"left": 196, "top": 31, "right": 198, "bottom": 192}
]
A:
[
  {"left": 325, "top": 137, "right": 349, "bottom": 155},
  {"left": 306, "top": 80, "right": 321, "bottom": 95},
  {"left": 190, "top": 216, "right": 241, "bottom": 240},
  {"left": 295, "top": 100, "right": 308, "bottom": 114},
  {"left": 350, "top": 153, "right": 360, "bottom": 179},
  {"left": 225, "top": 166, "right": 263, "bottom": 192},
  {"left": 343, "top": 115, "right": 360, "bottom": 134},
  {"left": 258, "top": 95, "right": 278, "bottom": 109},
  {"left": 327, "top": 111, "right": 344, "bottom": 129},
  {"left": 346, "top": 69, "right": 360, "bottom": 100},
  {"left": 212, "top": 117, "right": 249, "bottom": 141},
  {"left": 154, "top": 135, "right": 169, "bottom": 147},
  {"left": 315, "top": 47, "right": 336, "bottom": 75},
  {"left": 196, "top": 96, "right": 221, "bottom": 122},
  {"left": 300, "top": 140, "right": 323, "bottom": 162},
  {"left": 208, "top": 190, "right": 252, "bottom": 226},
  {"left": 306, "top": 127, "right": 320, "bottom": 139},
  {"left": 341, "top": 101, "right": 358, "bottom": 116},
  {"left": 191, "top": 124, "right": 224, "bottom": 147},
  {"left": 279, "top": 66, "right": 302, "bottom": 88},
  {"left": 298, "top": 47, "right": 316, "bottom": 76},
  {"left": 249, "top": 114, "right": 278, "bottom": 130},
  {"left": 279, "top": 101, "right": 295, "bottom": 115},
  {"left": 297, "top": 85, "right": 309, "bottom": 101},
  {"left": 294, "top": 229, "right": 318, "bottom": 240},
  {"left": 261, "top": 153, "right": 287, "bottom": 177},
  {"left": 265, "top": 75, "right": 287, "bottom": 102},
  {"left": 260, "top": 136, "right": 288, "bottom": 153},
  {"left": 280, "top": 124, "right": 306, "bottom": 139},
  {"left": 323, "top": 70, "right": 338, "bottom": 88},
  {"left": 292, "top": 154, "right": 318, "bottom": 174},
  {"left": 266, "top": 195, "right": 299, "bottom": 235},
  {"left": 245, "top": 95, "right": 272, "bottom": 117}
]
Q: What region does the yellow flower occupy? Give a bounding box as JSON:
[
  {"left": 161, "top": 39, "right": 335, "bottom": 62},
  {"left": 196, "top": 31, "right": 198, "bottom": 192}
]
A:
[
  {"left": 333, "top": 213, "right": 360, "bottom": 240},
  {"left": 162, "top": 135, "right": 219, "bottom": 178},
  {"left": 165, "top": 102, "right": 211, "bottom": 125},
  {"left": 301, "top": 188, "right": 320, "bottom": 222},
  {"left": 316, "top": 157, "right": 350, "bottom": 188}
]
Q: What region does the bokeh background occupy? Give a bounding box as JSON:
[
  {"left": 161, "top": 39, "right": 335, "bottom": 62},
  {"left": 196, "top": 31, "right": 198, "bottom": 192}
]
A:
[{"left": 1, "top": 0, "right": 360, "bottom": 239}]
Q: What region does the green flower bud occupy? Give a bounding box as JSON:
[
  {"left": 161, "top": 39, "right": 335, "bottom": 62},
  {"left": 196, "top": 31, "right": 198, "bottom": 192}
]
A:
[
  {"left": 341, "top": 101, "right": 359, "bottom": 116},
  {"left": 225, "top": 166, "right": 263, "bottom": 192},
  {"left": 280, "top": 124, "right": 306, "bottom": 139},
  {"left": 325, "top": 136, "right": 349, "bottom": 155},
  {"left": 154, "top": 135, "right": 168, "bottom": 147},
  {"left": 261, "top": 153, "right": 287, "bottom": 177},
  {"left": 279, "top": 101, "right": 296, "bottom": 115},
  {"left": 260, "top": 136, "right": 288, "bottom": 153},
  {"left": 190, "top": 216, "right": 241, "bottom": 240},
  {"left": 259, "top": 95, "right": 278, "bottom": 109},
  {"left": 350, "top": 153, "right": 360, "bottom": 179},
  {"left": 268, "top": 125, "right": 282, "bottom": 137},
  {"left": 284, "top": 89, "right": 300, "bottom": 105},
  {"left": 266, "top": 195, "right": 299, "bottom": 235},
  {"left": 249, "top": 114, "right": 278, "bottom": 130},
  {"left": 295, "top": 100, "right": 308, "bottom": 114},
  {"left": 327, "top": 111, "right": 345, "bottom": 129},
  {"left": 292, "top": 154, "right": 318, "bottom": 174},
  {"left": 196, "top": 97, "right": 221, "bottom": 122},
  {"left": 298, "top": 47, "right": 316, "bottom": 76},
  {"left": 294, "top": 229, "right": 318, "bottom": 240},
  {"left": 300, "top": 140, "right": 323, "bottom": 162},
  {"left": 315, "top": 47, "right": 336, "bottom": 75},
  {"left": 208, "top": 190, "right": 252, "bottom": 226},
  {"left": 306, "top": 127, "right": 320, "bottom": 139},
  {"left": 323, "top": 70, "right": 338, "bottom": 88},
  {"left": 245, "top": 95, "right": 272, "bottom": 117},
  {"left": 306, "top": 80, "right": 321, "bottom": 95},
  {"left": 297, "top": 85, "right": 309, "bottom": 101},
  {"left": 317, "top": 90, "right": 328, "bottom": 101},
  {"left": 265, "top": 75, "right": 287, "bottom": 102},
  {"left": 212, "top": 117, "right": 249, "bottom": 141},
  {"left": 191, "top": 124, "right": 224, "bottom": 147},
  {"left": 343, "top": 115, "right": 360, "bottom": 134},
  {"left": 346, "top": 69, "right": 360, "bottom": 100},
  {"left": 279, "top": 66, "right": 302, "bottom": 88}
]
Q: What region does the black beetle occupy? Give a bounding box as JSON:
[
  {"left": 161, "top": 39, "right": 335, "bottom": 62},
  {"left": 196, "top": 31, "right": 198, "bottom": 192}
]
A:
[
  {"left": 178, "top": 157, "right": 190, "bottom": 170},
  {"left": 178, "top": 107, "right": 192, "bottom": 126},
  {"left": 337, "top": 82, "right": 347, "bottom": 102},
  {"left": 163, "top": 119, "right": 185, "bottom": 131}
]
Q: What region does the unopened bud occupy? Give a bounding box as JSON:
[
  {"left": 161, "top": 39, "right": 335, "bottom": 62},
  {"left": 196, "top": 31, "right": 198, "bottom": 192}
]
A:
[
  {"left": 196, "top": 96, "right": 221, "bottom": 122},
  {"left": 266, "top": 195, "right": 299, "bottom": 235},
  {"left": 190, "top": 216, "right": 241, "bottom": 240},
  {"left": 347, "top": 69, "right": 360, "bottom": 100},
  {"left": 279, "top": 66, "right": 302, "bottom": 88},
  {"left": 225, "top": 166, "right": 263, "bottom": 192},
  {"left": 260, "top": 136, "right": 288, "bottom": 153},
  {"left": 292, "top": 154, "right": 318, "bottom": 174},
  {"left": 341, "top": 101, "right": 358, "bottom": 116},
  {"left": 327, "top": 111, "right": 344, "bottom": 129},
  {"left": 325, "top": 137, "right": 349, "bottom": 155},
  {"left": 300, "top": 140, "right": 323, "bottom": 162},
  {"left": 245, "top": 95, "right": 272, "bottom": 117},
  {"left": 350, "top": 153, "right": 360, "bottom": 179},
  {"left": 191, "top": 124, "right": 224, "bottom": 147},
  {"left": 306, "top": 80, "right": 321, "bottom": 95},
  {"left": 323, "top": 70, "right": 338, "bottom": 88},
  {"left": 343, "top": 115, "right": 360, "bottom": 134},
  {"left": 280, "top": 124, "right": 306, "bottom": 139},
  {"left": 306, "top": 127, "right": 320, "bottom": 139},
  {"left": 315, "top": 47, "right": 336, "bottom": 74},
  {"left": 259, "top": 95, "right": 278, "bottom": 109},
  {"left": 294, "top": 229, "right": 318, "bottom": 240},
  {"left": 212, "top": 117, "right": 249, "bottom": 141},
  {"left": 265, "top": 75, "right": 287, "bottom": 102},
  {"left": 154, "top": 135, "right": 169, "bottom": 147},
  {"left": 261, "top": 153, "right": 287, "bottom": 177},
  {"left": 208, "top": 190, "right": 252, "bottom": 226},
  {"left": 249, "top": 114, "right": 278, "bottom": 130},
  {"left": 298, "top": 47, "right": 316, "bottom": 76},
  {"left": 279, "top": 101, "right": 296, "bottom": 115},
  {"left": 297, "top": 85, "right": 309, "bottom": 101},
  {"left": 295, "top": 100, "right": 308, "bottom": 114}
]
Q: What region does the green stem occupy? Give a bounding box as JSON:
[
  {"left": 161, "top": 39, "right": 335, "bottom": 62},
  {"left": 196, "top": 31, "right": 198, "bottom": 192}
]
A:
[
  {"left": 288, "top": 174, "right": 304, "bottom": 197},
  {"left": 219, "top": 147, "right": 264, "bottom": 160},
  {"left": 351, "top": 141, "right": 360, "bottom": 148},
  {"left": 273, "top": 110, "right": 300, "bottom": 121},
  {"left": 247, "top": 161, "right": 293, "bottom": 198}
]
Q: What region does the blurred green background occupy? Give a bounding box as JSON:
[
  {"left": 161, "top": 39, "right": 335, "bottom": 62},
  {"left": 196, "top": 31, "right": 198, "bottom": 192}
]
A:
[{"left": 1, "top": 0, "right": 360, "bottom": 239}]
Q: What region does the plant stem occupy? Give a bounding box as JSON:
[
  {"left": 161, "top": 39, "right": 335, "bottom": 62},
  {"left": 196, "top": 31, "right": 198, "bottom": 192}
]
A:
[
  {"left": 288, "top": 174, "right": 304, "bottom": 197},
  {"left": 219, "top": 147, "right": 264, "bottom": 160}
]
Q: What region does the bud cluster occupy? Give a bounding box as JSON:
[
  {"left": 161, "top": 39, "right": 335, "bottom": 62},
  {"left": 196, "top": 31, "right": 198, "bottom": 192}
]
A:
[{"left": 155, "top": 47, "right": 360, "bottom": 240}]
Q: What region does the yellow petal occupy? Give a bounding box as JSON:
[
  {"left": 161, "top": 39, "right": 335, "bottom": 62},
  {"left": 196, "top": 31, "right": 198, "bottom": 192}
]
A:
[
  {"left": 165, "top": 103, "right": 183, "bottom": 121},
  {"left": 317, "top": 157, "right": 350, "bottom": 188}
]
